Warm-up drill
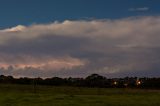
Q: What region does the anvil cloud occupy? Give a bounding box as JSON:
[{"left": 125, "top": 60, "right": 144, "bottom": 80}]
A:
[{"left": 0, "top": 16, "right": 160, "bottom": 77}]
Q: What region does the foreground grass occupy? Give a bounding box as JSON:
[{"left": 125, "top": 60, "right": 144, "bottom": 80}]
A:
[{"left": 0, "top": 84, "right": 160, "bottom": 106}]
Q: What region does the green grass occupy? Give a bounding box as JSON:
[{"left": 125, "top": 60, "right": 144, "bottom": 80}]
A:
[{"left": 0, "top": 84, "right": 160, "bottom": 106}]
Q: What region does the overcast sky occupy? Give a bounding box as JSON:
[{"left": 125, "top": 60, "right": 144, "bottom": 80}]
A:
[{"left": 0, "top": 0, "right": 160, "bottom": 78}]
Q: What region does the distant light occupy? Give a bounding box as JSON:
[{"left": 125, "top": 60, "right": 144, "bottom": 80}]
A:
[
  {"left": 124, "top": 83, "right": 128, "bottom": 87},
  {"left": 136, "top": 80, "right": 141, "bottom": 85},
  {"left": 114, "top": 81, "right": 117, "bottom": 85}
]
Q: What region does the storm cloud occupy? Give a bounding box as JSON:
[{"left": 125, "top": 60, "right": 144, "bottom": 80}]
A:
[{"left": 0, "top": 16, "right": 160, "bottom": 77}]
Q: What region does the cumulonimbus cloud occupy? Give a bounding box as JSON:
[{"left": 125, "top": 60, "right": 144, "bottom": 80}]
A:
[{"left": 0, "top": 16, "right": 160, "bottom": 77}]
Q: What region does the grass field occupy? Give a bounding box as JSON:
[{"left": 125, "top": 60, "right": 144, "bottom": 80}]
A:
[{"left": 0, "top": 84, "right": 160, "bottom": 106}]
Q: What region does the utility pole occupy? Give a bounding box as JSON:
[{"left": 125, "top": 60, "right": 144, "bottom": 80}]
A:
[{"left": 33, "top": 78, "right": 37, "bottom": 94}]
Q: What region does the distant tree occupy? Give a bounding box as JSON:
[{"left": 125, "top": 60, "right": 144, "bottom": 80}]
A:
[{"left": 85, "top": 74, "right": 108, "bottom": 87}]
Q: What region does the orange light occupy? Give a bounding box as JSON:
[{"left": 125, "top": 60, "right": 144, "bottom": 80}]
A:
[{"left": 136, "top": 80, "right": 141, "bottom": 85}]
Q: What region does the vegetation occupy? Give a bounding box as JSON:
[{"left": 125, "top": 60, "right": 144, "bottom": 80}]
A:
[
  {"left": 0, "top": 84, "right": 160, "bottom": 106},
  {"left": 0, "top": 74, "right": 160, "bottom": 105},
  {"left": 1, "top": 74, "right": 160, "bottom": 89}
]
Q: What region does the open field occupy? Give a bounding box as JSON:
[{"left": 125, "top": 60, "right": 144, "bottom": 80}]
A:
[{"left": 0, "top": 84, "right": 160, "bottom": 106}]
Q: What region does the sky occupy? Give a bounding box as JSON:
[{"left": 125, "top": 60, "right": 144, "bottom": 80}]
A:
[{"left": 0, "top": 0, "right": 160, "bottom": 78}]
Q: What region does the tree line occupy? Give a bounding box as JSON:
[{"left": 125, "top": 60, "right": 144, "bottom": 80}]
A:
[{"left": 0, "top": 74, "right": 160, "bottom": 89}]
